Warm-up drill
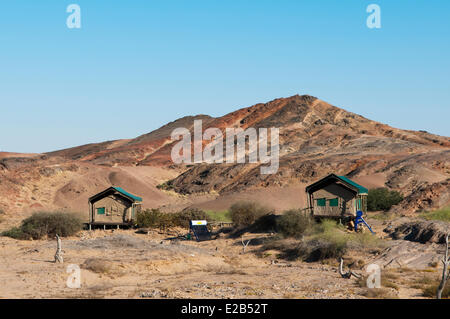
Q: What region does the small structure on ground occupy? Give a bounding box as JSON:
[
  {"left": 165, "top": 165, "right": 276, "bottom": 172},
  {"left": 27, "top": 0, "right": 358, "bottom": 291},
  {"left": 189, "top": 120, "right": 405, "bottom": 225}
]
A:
[
  {"left": 189, "top": 220, "right": 212, "bottom": 241},
  {"left": 305, "top": 174, "right": 368, "bottom": 220},
  {"left": 354, "top": 211, "right": 375, "bottom": 233},
  {"left": 88, "top": 186, "right": 142, "bottom": 228}
]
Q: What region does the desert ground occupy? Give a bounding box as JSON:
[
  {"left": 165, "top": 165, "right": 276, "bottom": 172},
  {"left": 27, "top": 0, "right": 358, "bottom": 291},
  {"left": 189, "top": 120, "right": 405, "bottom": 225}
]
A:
[{"left": 0, "top": 215, "right": 447, "bottom": 299}]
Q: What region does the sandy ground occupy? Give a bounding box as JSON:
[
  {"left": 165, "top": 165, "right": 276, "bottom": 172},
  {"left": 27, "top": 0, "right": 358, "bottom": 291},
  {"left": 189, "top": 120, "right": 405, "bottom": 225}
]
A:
[
  {"left": 0, "top": 221, "right": 444, "bottom": 299},
  {"left": 0, "top": 230, "right": 357, "bottom": 299}
]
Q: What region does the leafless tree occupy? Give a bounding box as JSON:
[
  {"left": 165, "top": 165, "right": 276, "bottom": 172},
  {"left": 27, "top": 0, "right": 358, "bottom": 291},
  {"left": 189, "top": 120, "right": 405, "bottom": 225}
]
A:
[
  {"left": 437, "top": 234, "right": 449, "bottom": 299},
  {"left": 54, "top": 234, "right": 63, "bottom": 263},
  {"left": 241, "top": 236, "right": 251, "bottom": 253},
  {"left": 339, "top": 257, "right": 361, "bottom": 279}
]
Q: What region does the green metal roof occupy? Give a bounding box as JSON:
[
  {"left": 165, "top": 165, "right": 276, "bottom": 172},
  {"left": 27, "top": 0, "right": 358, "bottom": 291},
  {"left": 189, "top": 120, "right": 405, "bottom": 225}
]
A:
[
  {"left": 112, "top": 186, "right": 143, "bottom": 202},
  {"left": 337, "top": 176, "right": 368, "bottom": 194}
]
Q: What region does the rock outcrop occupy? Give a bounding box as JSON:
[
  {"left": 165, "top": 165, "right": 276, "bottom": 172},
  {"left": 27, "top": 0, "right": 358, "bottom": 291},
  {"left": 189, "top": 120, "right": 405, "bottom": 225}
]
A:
[{"left": 385, "top": 219, "right": 450, "bottom": 244}]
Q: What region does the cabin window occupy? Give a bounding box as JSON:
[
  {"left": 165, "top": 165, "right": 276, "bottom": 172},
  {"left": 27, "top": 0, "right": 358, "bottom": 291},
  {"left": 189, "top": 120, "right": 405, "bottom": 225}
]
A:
[
  {"left": 328, "top": 198, "right": 339, "bottom": 207},
  {"left": 316, "top": 198, "right": 326, "bottom": 207},
  {"left": 96, "top": 207, "right": 105, "bottom": 215}
]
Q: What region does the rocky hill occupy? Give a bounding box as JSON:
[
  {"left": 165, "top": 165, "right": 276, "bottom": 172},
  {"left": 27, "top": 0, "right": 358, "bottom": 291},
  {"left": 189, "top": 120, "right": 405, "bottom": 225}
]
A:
[{"left": 0, "top": 95, "right": 449, "bottom": 225}]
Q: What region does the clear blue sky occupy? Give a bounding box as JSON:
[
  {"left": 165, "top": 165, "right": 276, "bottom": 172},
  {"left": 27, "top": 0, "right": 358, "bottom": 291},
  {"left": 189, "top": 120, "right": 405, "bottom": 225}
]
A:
[{"left": 0, "top": 1, "right": 449, "bottom": 153}]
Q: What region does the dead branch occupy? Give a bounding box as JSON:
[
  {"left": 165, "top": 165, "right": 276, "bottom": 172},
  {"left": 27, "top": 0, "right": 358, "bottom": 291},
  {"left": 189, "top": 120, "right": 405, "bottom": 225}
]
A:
[
  {"left": 54, "top": 234, "right": 63, "bottom": 263},
  {"left": 241, "top": 236, "right": 251, "bottom": 253},
  {"left": 339, "top": 258, "right": 361, "bottom": 279},
  {"left": 437, "top": 234, "right": 449, "bottom": 299}
]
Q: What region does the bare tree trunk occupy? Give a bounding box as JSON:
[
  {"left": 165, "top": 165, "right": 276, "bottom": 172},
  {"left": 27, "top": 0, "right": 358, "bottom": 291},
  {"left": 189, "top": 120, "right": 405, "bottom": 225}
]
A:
[
  {"left": 241, "top": 236, "right": 251, "bottom": 253},
  {"left": 339, "top": 258, "right": 361, "bottom": 279},
  {"left": 54, "top": 234, "right": 63, "bottom": 263},
  {"left": 437, "top": 234, "right": 449, "bottom": 299}
]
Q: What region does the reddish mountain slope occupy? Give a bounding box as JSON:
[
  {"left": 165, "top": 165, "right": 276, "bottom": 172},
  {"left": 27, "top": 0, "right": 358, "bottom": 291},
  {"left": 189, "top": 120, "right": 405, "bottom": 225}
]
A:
[{"left": 0, "top": 95, "right": 449, "bottom": 224}]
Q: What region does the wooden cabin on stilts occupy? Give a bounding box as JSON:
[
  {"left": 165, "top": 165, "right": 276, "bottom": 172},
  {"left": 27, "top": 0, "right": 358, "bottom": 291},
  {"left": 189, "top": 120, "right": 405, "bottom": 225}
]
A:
[
  {"left": 88, "top": 186, "right": 142, "bottom": 230},
  {"left": 305, "top": 174, "right": 368, "bottom": 223}
]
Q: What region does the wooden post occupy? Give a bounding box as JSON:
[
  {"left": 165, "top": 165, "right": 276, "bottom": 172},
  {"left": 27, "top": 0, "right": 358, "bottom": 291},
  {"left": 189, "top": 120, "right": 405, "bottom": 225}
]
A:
[
  {"left": 89, "top": 201, "right": 93, "bottom": 224},
  {"left": 437, "top": 234, "right": 449, "bottom": 299},
  {"left": 54, "top": 234, "right": 63, "bottom": 263}
]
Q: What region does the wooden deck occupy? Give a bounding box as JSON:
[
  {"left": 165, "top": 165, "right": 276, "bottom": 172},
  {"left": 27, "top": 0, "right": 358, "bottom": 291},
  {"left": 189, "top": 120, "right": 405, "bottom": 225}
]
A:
[{"left": 85, "top": 221, "right": 134, "bottom": 230}]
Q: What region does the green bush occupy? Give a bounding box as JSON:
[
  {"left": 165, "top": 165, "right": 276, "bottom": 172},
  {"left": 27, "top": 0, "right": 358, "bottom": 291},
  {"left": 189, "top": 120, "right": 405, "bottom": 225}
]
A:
[
  {"left": 156, "top": 181, "right": 174, "bottom": 191},
  {"left": 136, "top": 207, "right": 209, "bottom": 229},
  {"left": 2, "top": 212, "right": 83, "bottom": 240},
  {"left": 367, "top": 188, "right": 403, "bottom": 211},
  {"left": 261, "top": 218, "right": 385, "bottom": 262},
  {"left": 230, "top": 201, "right": 272, "bottom": 228},
  {"left": 171, "top": 208, "right": 209, "bottom": 228},
  {"left": 261, "top": 236, "right": 347, "bottom": 262},
  {"left": 307, "top": 220, "right": 349, "bottom": 260},
  {"left": 276, "top": 209, "right": 314, "bottom": 238},
  {"left": 205, "top": 210, "right": 231, "bottom": 222},
  {"left": 1, "top": 227, "right": 29, "bottom": 240},
  {"left": 311, "top": 219, "right": 384, "bottom": 252},
  {"left": 420, "top": 207, "right": 450, "bottom": 222},
  {"left": 312, "top": 218, "right": 342, "bottom": 235},
  {"left": 349, "top": 232, "right": 385, "bottom": 250},
  {"left": 136, "top": 208, "right": 165, "bottom": 228},
  {"left": 303, "top": 238, "right": 348, "bottom": 262}
]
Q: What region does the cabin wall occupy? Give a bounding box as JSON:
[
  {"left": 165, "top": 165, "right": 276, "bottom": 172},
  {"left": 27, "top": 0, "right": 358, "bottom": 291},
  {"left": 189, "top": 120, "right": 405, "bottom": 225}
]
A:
[
  {"left": 311, "top": 183, "right": 357, "bottom": 217},
  {"left": 91, "top": 195, "right": 132, "bottom": 224},
  {"left": 357, "top": 194, "right": 368, "bottom": 214}
]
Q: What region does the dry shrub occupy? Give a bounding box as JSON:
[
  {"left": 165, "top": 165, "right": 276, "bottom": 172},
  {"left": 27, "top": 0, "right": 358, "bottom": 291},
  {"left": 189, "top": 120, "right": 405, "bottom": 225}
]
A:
[
  {"left": 82, "top": 258, "right": 115, "bottom": 274},
  {"left": 276, "top": 209, "right": 314, "bottom": 238},
  {"left": 205, "top": 265, "right": 247, "bottom": 275},
  {"left": 414, "top": 275, "right": 434, "bottom": 285},
  {"left": 136, "top": 208, "right": 164, "bottom": 228},
  {"left": 2, "top": 211, "right": 83, "bottom": 240},
  {"left": 382, "top": 278, "right": 400, "bottom": 291},
  {"left": 136, "top": 207, "right": 209, "bottom": 229},
  {"left": 348, "top": 232, "right": 386, "bottom": 250},
  {"left": 1, "top": 227, "right": 27, "bottom": 240},
  {"left": 362, "top": 288, "right": 397, "bottom": 299},
  {"left": 260, "top": 218, "right": 385, "bottom": 262},
  {"left": 422, "top": 281, "right": 450, "bottom": 298},
  {"left": 358, "top": 272, "right": 399, "bottom": 291},
  {"left": 357, "top": 276, "right": 368, "bottom": 288},
  {"left": 260, "top": 237, "right": 346, "bottom": 262},
  {"left": 230, "top": 201, "right": 272, "bottom": 228},
  {"left": 303, "top": 220, "right": 349, "bottom": 261},
  {"left": 259, "top": 220, "right": 347, "bottom": 262},
  {"left": 171, "top": 207, "right": 209, "bottom": 228},
  {"left": 302, "top": 238, "right": 347, "bottom": 262},
  {"left": 396, "top": 267, "right": 414, "bottom": 273}
]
